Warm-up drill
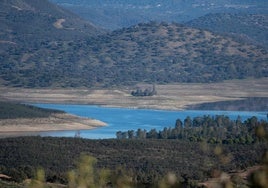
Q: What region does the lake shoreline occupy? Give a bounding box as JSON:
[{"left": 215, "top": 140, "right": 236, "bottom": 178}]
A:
[
  {"left": 0, "top": 79, "right": 267, "bottom": 137},
  {"left": 1, "top": 78, "right": 267, "bottom": 111},
  {"left": 0, "top": 113, "right": 107, "bottom": 138},
  {"left": 0, "top": 104, "right": 267, "bottom": 138},
  {"left": 26, "top": 104, "right": 268, "bottom": 139}
]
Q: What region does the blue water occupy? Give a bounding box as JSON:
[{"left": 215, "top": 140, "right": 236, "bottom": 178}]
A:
[{"left": 33, "top": 104, "right": 268, "bottom": 139}]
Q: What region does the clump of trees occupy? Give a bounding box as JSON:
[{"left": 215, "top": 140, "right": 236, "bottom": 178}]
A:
[
  {"left": 131, "top": 85, "right": 157, "bottom": 97},
  {"left": 116, "top": 115, "right": 268, "bottom": 144}
]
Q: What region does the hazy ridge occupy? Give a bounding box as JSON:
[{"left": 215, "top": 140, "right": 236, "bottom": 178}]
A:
[
  {"left": 186, "top": 13, "right": 268, "bottom": 48},
  {"left": 50, "top": 0, "right": 268, "bottom": 30}
]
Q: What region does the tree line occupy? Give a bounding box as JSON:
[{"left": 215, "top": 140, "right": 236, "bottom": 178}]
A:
[{"left": 116, "top": 115, "right": 268, "bottom": 144}]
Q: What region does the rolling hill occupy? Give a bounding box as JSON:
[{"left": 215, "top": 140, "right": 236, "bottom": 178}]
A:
[
  {"left": 0, "top": 0, "right": 102, "bottom": 47},
  {"left": 0, "top": 0, "right": 267, "bottom": 88},
  {"left": 186, "top": 13, "right": 268, "bottom": 48},
  {"left": 50, "top": 0, "right": 268, "bottom": 30}
]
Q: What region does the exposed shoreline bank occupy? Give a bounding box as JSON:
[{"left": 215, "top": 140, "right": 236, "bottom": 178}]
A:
[
  {"left": 0, "top": 78, "right": 267, "bottom": 137},
  {"left": 1, "top": 78, "right": 267, "bottom": 110},
  {"left": 0, "top": 113, "right": 106, "bottom": 138}
]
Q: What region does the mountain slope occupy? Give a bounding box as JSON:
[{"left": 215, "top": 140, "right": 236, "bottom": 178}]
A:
[
  {"left": 1, "top": 20, "right": 267, "bottom": 87},
  {"left": 0, "top": 0, "right": 104, "bottom": 87},
  {"left": 186, "top": 13, "right": 268, "bottom": 48},
  {"left": 0, "top": 0, "right": 102, "bottom": 48},
  {"left": 50, "top": 0, "right": 268, "bottom": 30}
]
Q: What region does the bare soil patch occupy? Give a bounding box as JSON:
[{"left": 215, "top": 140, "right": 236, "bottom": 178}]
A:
[{"left": 53, "top": 18, "right": 65, "bottom": 29}]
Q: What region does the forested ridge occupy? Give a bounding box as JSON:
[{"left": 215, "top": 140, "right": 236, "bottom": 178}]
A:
[
  {"left": 186, "top": 13, "right": 268, "bottom": 48},
  {"left": 50, "top": 0, "right": 268, "bottom": 30},
  {"left": 1, "top": 0, "right": 267, "bottom": 88},
  {"left": 2, "top": 22, "right": 267, "bottom": 88}
]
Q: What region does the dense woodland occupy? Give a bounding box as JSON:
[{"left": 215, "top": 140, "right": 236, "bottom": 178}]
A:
[
  {"left": 2, "top": 21, "right": 267, "bottom": 88},
  {"left": 186, "top": 13, "right": 268, "bottom": 48},
  {"left": 1, "top": 1, "right": 267, "bottom": 88},
  {"left": 116, "top": 115, "right": 268, "bottom": 144},
  {"left": 0, "top": 136, "right": 267, "bottom": 187}
]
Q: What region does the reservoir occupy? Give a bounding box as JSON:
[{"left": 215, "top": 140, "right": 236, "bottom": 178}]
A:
[{"left": 34, "top": 104, "right": 268, "bottom": 139}]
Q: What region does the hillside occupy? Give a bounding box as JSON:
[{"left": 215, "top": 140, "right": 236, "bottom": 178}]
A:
[
  {"left": 0, "top": 137, "right": 267, "bottom": 186},
  {"left": 50, "top": 0, "right": 268, "bottom": 30},
  {"left": 0, "top": 0, "right": 102, "bottom": 48},
  {"left": 1, "top": 20, "right": 267, "bottom": 87},
  {"left": 186, "top": 13, "right": 268, "bottom": 48},
  {"left": 0, "top": 0, "right": 267, "bottom": 88},
  {"left": 186, "top": 97, "right": 268, "bottom": 111}
]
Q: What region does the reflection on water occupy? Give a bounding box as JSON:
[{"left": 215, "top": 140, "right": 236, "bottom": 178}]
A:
[{"left": 34, "top": 104, "right": 268, "bottom": 139}]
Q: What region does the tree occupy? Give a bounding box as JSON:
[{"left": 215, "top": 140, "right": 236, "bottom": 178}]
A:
[
  {"left": 184, "top": 116, "right": 192, "bottom": 128},
  {"left": 128, "top": 130, "right": 135, "bottom": 139},
  {"left": 175, "top": 119, "right": 183, "bottom": 129},
  {"left": 159, "top": 127, "right": 168, "bottom": 139},
  {"left": 116, "top": 131, "right": 121, "bottom": 139},
  {"left": 147, "top": 129, "right": 158, "bottom": 139},
  {"left": 136, "top": 129, "right": 147, "bottom": 139}
]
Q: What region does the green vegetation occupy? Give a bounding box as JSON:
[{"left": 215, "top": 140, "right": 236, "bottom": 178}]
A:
[
  {"left": 2, "top": 21, "right": 267, "bottom": 88},
  {"left": 187, "top": 13, "right": 268, "bottom": 48},
  {"left": 187, "top": 97, "right": 268, "bottom": 111},
  {"left": 1, "top": 0, "right": 267, "bottom": 88},
  {"left": 0, "top": 0, "right": 101, "bottom": 46},
  {"left": 51, "top": 0, "right": 268, "bottom": 30},
  {"left": 0, "top": 128, "right": 267, "bottom": 187},
  {"left": 116, "top": 115, "right": 268, "bottom": 145},
  {"left": 0, "top": 101, "right": 63, "bottom": 119}
]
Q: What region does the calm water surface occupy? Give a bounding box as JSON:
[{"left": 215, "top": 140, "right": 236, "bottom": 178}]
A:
[{"left": 34, "top": 104, "right": 267, "bottom": 139}]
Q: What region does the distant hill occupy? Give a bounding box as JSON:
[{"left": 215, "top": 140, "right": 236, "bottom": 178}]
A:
[
  {"left": 186, "top": 97, "right": 268, "bottom": 111},
  {"left": 0, "top": 0, "right": 104, "bottom": 87},
  {"left": 0, "top": 0, "right": 102, "bottom": 48},
  {"left": 186, "top": 13, "right": 268, "bottom": 48},
  {"left": 50, "top": 0, "right": 268, "bottom": 30},
  {"left": 1, "top": 17, "right": 267, "bottom": 87}
]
